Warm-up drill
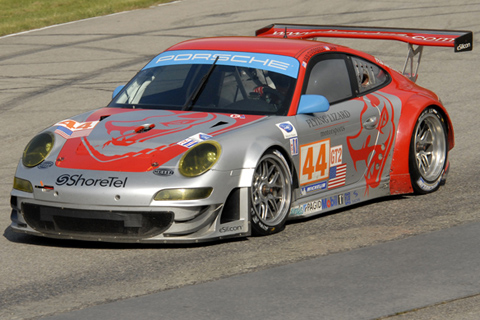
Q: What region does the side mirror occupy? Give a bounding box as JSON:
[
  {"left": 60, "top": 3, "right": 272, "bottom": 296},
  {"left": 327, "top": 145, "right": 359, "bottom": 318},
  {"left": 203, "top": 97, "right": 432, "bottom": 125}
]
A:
[
  {"left": 112, "top": 85, "right": 125, "bottom": 99},
  {"left": 297, "top": 95, "right": 330, "bottom": 114}
]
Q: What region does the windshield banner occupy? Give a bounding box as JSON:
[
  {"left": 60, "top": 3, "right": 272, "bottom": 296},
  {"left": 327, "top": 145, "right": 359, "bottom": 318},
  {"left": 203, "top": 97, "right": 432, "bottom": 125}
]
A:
[{"left": 144, "top": 50, "right": 299, "bottom": 78}]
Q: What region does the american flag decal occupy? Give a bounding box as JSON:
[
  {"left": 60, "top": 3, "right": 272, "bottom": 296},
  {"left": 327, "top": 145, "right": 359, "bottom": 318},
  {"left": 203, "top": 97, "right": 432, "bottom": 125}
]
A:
[
  {"left": 54, "top": 126, "right": 73, "bottom": 139},
  {"left": 328, "top": 163, "right": 347, "bottom": 189},
  {"left": 177, "top": 138, "right": 198, "bottom": 148},
  {"left": 54, "top": 126, "right": 95, "bottom": 139}
]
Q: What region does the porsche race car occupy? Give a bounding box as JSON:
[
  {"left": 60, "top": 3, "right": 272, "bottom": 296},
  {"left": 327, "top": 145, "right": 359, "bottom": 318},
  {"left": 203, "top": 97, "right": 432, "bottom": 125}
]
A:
[{"left": 10, "top": 24, "right": 473, "bottom": 243}]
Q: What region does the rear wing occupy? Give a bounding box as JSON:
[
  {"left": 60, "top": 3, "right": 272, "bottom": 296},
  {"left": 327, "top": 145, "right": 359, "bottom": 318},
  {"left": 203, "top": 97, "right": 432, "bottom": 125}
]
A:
[{"left": 256, "top": 24, "right": 473, "bottom": 81}]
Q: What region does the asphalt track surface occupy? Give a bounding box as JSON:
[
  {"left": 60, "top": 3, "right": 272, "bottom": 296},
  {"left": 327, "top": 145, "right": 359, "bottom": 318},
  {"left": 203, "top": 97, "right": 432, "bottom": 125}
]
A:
[
  {"left": 40, "top": 221, "right": 480, "bottom": 320},
  {"left": 1, "top": 0, "right": 479, "bottom": 319}
]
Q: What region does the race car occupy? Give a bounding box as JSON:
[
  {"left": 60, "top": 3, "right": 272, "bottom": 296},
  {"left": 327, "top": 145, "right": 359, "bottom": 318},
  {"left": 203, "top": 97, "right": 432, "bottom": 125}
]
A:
[{"left": 10, "top": 24, "right": 473, "bottom": 243}]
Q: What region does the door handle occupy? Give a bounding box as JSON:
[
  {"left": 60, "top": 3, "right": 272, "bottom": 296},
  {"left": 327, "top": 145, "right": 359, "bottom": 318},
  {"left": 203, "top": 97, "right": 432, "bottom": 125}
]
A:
[{"left": 363, "top": 116, "right": 378, "bottom": 130}]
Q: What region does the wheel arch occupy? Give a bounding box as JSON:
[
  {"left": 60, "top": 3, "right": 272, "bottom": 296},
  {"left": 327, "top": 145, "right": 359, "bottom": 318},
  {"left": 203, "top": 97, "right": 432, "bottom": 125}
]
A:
[
  {"left": 239, "top": 135, "right": 294, "bottom": 170},
  {"left": 389, "top": 96, "right": 454, "bottom": 195},
  {"left": 249, "top": 146, "right": 294, "bottom": 236},
  {"left": 266, "top": 146, "right": 298, "bottom": 188}
]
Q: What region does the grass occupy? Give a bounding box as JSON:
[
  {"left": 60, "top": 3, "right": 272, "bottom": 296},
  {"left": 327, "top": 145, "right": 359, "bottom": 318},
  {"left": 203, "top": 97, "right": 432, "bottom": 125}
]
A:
[{"left": 0, "top": 0, "right": 172, "bottom": 37}]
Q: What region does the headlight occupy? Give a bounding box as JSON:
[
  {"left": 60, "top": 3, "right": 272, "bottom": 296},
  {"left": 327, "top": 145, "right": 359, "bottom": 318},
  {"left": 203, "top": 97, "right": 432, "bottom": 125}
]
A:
[
  {"left": 13, "top": 177, "right": 33, "bottom": 193},
  {"left": 154, "top": 188, "right": 213, "bottom": 201},
  {"left": 178, "top": 141, "right": 221, "bottom": 177},
  {"left": 22, "top": 132, "right": 54, "bottom": 168}
]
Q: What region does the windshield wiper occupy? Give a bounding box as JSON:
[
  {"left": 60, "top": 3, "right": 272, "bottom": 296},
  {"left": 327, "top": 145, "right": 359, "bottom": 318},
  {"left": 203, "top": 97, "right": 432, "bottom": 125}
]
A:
[{"left": 182, "top": 56, "right": 220, "bottom": 111}]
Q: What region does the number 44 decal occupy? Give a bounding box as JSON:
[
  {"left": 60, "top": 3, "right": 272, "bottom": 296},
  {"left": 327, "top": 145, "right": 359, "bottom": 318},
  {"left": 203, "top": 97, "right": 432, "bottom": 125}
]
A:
[{"left": 300, "top": 139, "right": 343, "bottom": 186}]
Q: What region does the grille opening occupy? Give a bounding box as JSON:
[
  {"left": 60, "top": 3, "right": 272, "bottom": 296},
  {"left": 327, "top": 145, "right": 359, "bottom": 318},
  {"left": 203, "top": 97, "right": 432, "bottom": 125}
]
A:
[
  {"left": 220, "top": 188, "right": 241, "bottom": 224},
  {"left": 10, "top": 196, "right": 17, "bottom": 208},
  {"left": 22, "top": 203, "right": 173, "bottom": 239}
]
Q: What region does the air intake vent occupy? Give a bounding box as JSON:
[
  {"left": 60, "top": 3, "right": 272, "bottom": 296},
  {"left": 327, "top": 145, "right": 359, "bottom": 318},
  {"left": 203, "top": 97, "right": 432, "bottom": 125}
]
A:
[{"left": 22, "top": 203, "right": 173, "bottom": 240}]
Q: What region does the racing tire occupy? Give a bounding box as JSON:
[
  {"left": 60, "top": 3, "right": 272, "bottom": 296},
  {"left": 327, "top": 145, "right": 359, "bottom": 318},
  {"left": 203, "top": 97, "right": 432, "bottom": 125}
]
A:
[
  {"left": 409, "top": 107, "right": 448, "bottom": 194},
  {"left": 250, "top": 150, "right": 292, "bottom": 236}
]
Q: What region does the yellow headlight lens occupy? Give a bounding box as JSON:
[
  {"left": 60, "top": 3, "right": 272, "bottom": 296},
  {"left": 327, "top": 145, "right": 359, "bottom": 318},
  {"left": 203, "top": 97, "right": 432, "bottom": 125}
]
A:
[
  {"left": 13, "top": 177, "right": 33, "bottom": 193},
  {"left": 154, "top": 188, "right": 213, "bottom": 201},
  {"left": 22, "top": 132, "right": 54, "bottom": 168},
  {"left": 178, "top": 141, "right": 221, "bottom": 177}
]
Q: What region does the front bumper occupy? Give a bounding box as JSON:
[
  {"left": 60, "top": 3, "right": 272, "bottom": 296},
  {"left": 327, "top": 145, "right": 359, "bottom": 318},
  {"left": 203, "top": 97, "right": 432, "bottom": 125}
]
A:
[{"left": 10, "top": 168, "right": 253, "bottom": 243}]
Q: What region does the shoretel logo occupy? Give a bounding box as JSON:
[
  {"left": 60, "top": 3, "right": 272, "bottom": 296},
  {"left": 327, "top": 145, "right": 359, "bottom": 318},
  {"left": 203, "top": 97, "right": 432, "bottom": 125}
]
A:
[{"left": 56, "top": 174, "right": 128, "bottom": 188}]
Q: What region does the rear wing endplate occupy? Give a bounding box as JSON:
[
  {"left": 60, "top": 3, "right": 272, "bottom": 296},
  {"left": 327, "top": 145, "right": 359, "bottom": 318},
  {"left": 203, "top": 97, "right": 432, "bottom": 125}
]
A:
[{"left": 256, "top": 24, "right": 473, "bottom": 82}]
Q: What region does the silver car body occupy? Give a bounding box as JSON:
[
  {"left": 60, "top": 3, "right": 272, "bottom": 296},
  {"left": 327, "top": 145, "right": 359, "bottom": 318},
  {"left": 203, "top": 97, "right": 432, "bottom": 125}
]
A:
[
  {"left": 10, "top": 93, "right": 400, "bottom": 243},
  {"left": 12, "top": 24, "right": 471, "bottom": 243}
]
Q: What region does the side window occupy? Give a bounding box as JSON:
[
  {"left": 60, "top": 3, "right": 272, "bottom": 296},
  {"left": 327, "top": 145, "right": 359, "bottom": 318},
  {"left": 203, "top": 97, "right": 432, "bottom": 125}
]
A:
[
  {"left": 351, "top": 56, "right": 389, "bottom": 94},
  {"left": 305, "top": 57, "right": 352, "bottom": 104}
]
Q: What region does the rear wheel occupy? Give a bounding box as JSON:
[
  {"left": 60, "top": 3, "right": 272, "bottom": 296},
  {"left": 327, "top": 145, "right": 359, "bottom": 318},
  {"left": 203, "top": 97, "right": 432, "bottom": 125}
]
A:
[
  {"left": 250, "top": 150, "right": 292, "bottom": 235},
  {"left": 409, "top": 107, "right": 448, "bottom": 194}
]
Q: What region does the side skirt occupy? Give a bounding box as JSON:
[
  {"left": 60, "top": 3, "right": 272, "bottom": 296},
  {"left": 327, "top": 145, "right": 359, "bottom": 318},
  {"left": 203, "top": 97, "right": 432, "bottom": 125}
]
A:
[{"left": 289, "top": 178, "right": 390, "bottom": 219}]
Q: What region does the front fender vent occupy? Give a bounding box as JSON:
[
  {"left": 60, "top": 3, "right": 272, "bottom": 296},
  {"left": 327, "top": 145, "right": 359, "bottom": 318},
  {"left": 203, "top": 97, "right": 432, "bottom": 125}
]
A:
[{"left": 220, "top": 188, "right": 241, "bottom": 224}]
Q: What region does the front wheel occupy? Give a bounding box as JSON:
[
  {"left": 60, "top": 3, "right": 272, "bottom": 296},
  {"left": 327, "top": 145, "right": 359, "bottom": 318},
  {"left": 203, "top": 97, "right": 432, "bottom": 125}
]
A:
[
  {"left": 250, "top": 150, "right": 292, "bottom": 236},
  {"left": 409, "top": 107, "right": 448, "bottom": 194}
]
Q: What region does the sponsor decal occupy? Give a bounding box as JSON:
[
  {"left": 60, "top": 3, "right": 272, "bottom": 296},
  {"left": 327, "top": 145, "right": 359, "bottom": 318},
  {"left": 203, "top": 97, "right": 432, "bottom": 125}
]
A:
[
  {"left": 345, "top": 190, "right": 361, "bottom": 205},
  {"left": 300, "top": 141, "right": 346, "bottom": 188},
  {"left": 55, "top": 126, "right": 74, "bottom": 139},
  {"left": 38, "top": 161, "right": 54, "bottom": 169},
  {"left": 153, "top": 168, "right": 174, "bottom": 176},
  {"left": 353, "top": 190, "right": 360, "bottom": 203},
  {"left": 290, "top": 137, "right": 299, "bottom": 156},
  {"left": 320, "top": 126, "right": 346, "bottom": 138},
  {"left": 338, "top": 194, "right": 345, "bottom": 205},
  {"left": 291, "top": 193, "right": 348, "bottom": 217},
  {"left": 301, "top": 181, "right": 327, "bottom": 194},
  {"left": 177, "top": 139, "right": 198, "bottom": 148},
  {"left": 274, "top": 29, "right": 468, "bottom": 52},
  {"left": 305, "top": 110, "right": 351, "bottom": 128},
  {"left": 276, "top": 121, "right": 297, "bottom": 139},
  {"left": 330, "top": 145, "right": 343, "bottom": 166},
  {"left": 251, "top": 214, "right": 270, "bottom": 231},
  {"left": 300, "top": 139, "right": 330, "bottom": 185},
  {"left": 177, "top": 133, "right": 213, "bottom": 148},
  {"left": 417, "top": 177, "right": 438, "bottom": 192},
  {"left": 230, "top": 114, "right": 245, "bottom": 119},
  {"left": 302, "top": 200, "right": 323, "bottom": 214},
  {"left": 328, "top": 163, "right": 347, "bottom": 189},
  {"left": 54, "top": 119, "right": 99, "bottom": 139},
  {"left": 278, "top": 29, "right": 457, "bottom": 43},
  {"left": 289, "top": 206, "right": 303, "bottom": 216},
  {"left": 148, "top": 50, "right": 300, "bottom": 78},
  {"left": 321, "top": 195, "right": 342, "bottom": 209},
  {"left": 219, "top": 225, "right": 243, "bottom": 233},
  {"left": 457, "top": 43, "right": 471, "bottom": 51},
  {"left": 56, "top": 174, "right": 127, "bottom": 188},
  {"left": 411, "top": 35, "right": 455, "bottom": 42}
]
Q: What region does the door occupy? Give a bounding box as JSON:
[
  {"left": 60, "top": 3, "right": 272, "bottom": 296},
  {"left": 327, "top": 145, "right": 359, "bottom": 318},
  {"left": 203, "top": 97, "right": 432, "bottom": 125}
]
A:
[{"left": 294, "top": 53, "right": 387, "bottom": 196}]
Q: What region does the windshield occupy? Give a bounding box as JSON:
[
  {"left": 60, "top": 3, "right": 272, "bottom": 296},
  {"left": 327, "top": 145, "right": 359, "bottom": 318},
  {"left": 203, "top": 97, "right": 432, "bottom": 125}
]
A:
[{"left": 108, "top": 50, "right": 299, "bottom": 116}]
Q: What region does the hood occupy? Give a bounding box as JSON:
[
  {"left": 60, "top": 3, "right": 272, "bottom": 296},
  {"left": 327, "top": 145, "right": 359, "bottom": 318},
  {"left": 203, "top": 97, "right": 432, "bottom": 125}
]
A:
[{"left": 53, "top": 108, "right": 265, "bottom": 172}]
